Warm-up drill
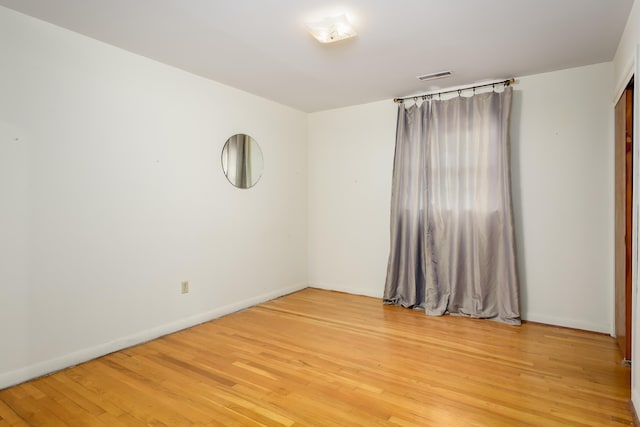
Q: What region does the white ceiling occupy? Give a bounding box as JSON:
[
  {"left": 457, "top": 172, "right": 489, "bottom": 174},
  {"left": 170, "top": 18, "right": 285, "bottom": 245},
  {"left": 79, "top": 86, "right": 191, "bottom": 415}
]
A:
[{"left": 0, "top": 0, "right": 634, "bottom": 112}]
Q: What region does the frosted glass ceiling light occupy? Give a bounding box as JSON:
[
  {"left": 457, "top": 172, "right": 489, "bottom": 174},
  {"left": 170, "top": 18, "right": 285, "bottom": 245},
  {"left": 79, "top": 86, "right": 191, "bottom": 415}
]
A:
[{"left": 306, "top": 14, "right": 357, "bottom": 43}]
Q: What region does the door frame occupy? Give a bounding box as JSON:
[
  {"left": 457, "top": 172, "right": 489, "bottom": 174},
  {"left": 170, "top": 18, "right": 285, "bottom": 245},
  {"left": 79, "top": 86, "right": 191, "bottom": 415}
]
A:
[{"left": 615, "top": 81, "right": 634, "bottom": 362}]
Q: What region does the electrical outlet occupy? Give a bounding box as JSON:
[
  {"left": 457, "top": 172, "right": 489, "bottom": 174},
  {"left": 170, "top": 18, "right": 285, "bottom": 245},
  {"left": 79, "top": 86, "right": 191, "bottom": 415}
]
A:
[{"left": 181, "top": 281, "right": 189, "bottom": 294}]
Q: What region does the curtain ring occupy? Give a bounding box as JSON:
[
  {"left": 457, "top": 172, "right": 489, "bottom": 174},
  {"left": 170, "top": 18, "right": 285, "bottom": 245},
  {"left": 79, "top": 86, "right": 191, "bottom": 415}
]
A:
[{"left": 457, "top": 89, "right": 462, "bottom": 97}]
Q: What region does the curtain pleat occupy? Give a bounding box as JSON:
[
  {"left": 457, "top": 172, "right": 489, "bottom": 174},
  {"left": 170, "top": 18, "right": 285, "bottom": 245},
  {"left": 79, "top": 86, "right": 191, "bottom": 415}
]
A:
[
  {"left": 384, "top": 87, "right": 520, "bottom": 325},
  {"left": 384, "top": 103, "right": 428, "bottom": 308}
]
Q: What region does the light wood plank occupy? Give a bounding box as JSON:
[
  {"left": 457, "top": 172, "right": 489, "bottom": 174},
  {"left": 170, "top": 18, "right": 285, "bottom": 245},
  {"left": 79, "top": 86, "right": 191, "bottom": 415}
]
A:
[{"left": 0, "top": 288, "right": 632, "bottom": 426}]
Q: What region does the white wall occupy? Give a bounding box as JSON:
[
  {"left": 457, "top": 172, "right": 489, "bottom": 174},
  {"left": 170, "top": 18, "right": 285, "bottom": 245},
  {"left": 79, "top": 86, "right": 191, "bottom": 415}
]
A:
[
  {"left": 612, "top": 0, "right": 640, "bottom": 412},
  {"left": 0, "top": 6, "right": 308, "bottom": 389},
  {"left": 613, "top": 0, "right": 639, "bottom": 96},
  {"left": 308, "top": 101, "right": 396, "bottom": 297},
  {"left": 511, "top": 63, "right": 613, "bottom": 332},
  {"left": 308, "top": 63, "right": 614, "bottom": 333}
]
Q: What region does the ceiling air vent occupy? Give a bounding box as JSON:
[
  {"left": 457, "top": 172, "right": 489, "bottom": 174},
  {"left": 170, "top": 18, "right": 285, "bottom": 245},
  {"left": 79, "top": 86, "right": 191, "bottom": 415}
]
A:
[{"left": 417, "top": 71, "right": 452, "bottom": 81}]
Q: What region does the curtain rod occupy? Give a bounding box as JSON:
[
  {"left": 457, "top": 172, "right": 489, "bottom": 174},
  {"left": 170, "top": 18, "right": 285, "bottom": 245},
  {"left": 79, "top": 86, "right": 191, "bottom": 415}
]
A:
[{"left": 393, "top": 78, "right": 515, "bottom": 103}]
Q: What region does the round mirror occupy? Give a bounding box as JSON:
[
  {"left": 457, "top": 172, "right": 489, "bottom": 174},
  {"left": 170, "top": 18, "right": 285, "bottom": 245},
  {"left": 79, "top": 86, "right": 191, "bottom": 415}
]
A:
[{"left": 221, "top": 133, "right": 264, "bottom": 189}]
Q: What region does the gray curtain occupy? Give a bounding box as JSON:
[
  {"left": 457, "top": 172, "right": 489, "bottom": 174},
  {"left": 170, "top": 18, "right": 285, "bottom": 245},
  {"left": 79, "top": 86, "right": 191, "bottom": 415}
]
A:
[{"left": 384, "top": 87, "right": 520, "bottom": 325}]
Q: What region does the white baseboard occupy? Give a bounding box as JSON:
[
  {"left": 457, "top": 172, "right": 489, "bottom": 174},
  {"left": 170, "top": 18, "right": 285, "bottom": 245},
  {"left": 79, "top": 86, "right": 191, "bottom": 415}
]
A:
[
  {"left": 312, "top": 283, "right": 611, "bottom": 333},
  {"left": 5, "top": 283, "right": 609, "bottom": 390},
  {"left": 0, "top": 284, "right": 308, "bottom": 390},
  {"left": 309, "top": 282, "right": 383, "bottom": 299},
  {"left": 522, "top": 312, "right": 610, "bottom": 334}
]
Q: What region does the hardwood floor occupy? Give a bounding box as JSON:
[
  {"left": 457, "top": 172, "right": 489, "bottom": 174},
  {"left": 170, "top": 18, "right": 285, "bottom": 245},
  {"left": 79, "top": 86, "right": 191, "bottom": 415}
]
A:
[{"left": 0, "top": 288, "right": 632, "bottom": 426}]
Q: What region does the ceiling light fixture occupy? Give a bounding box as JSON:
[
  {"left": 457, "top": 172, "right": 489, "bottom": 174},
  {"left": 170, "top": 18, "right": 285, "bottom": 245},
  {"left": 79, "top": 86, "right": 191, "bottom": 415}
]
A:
[{"left": 306, "top": 14, "right": 357, "bottom": 44}]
